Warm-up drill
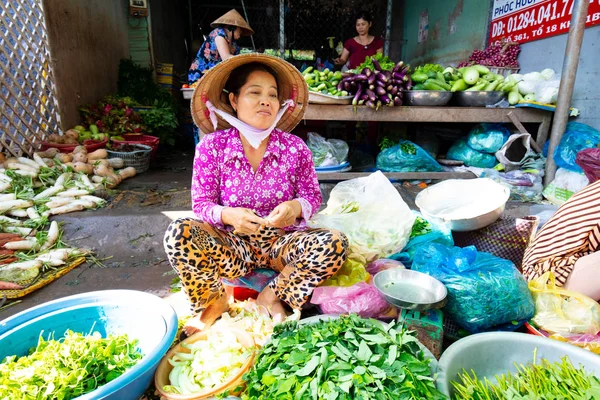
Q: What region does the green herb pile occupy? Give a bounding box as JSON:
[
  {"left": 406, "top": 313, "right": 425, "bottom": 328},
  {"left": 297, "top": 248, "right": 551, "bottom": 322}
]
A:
[
  {"left": 0, "top": 330, "right": 143, "bottom": 399},
  {"left": 356, "top": 53, "right": 396, "bottom": 72},
  {"left": 452, "top": 354, "right": 600, "bottom": 399},
  {"left": 413, "top": 64, "right": 445, "bottom": 75},
  {"left": 242, "top": 314, "right": 446, "bottom": 400},
  {"left": 410, "top": 217, "right": 432, "bottom": 239}
]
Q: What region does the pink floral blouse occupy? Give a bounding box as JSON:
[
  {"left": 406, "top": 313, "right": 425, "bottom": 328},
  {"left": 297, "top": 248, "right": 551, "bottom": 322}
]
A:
[{"left": 191, "top": 128, "right": 322, "bottom": 231}]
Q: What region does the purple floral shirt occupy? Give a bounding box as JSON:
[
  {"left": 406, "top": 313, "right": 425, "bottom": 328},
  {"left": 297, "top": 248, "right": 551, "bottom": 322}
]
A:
[{"left": 191, "top": 128, "right": 322, "bottom": 231}]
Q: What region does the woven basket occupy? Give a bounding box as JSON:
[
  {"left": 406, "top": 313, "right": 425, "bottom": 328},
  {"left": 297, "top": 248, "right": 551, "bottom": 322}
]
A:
[
  {"left": 106, "top": 143, "right": 152, "bottom": 174},
  {"left": 308, "top": 92, "right": 353, "bottom": 105}
]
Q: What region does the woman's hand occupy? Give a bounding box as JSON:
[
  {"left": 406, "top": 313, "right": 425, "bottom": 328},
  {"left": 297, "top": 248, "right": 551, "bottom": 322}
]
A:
[
  {"left": 222, "top": 207, "right": 265, "bottom": 235},
  {"left": 265, "top": 200, "right": 302, "bottom": 228}
]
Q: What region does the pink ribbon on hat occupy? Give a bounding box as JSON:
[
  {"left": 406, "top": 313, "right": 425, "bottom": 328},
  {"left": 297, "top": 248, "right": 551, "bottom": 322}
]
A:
[{"left": 205, "top": 99, "right": 295, "bottom": 149}]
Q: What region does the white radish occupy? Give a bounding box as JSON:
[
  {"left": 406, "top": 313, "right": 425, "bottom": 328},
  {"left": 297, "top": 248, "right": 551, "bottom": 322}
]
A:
[
  {"left": 0, "top": 215, "right": 22, "bottom": 225},
  {"left": 17, "top": 157, "right": 41, "bottom": 170},
  {"left": 45, "top": 197, "right": 72, "bottom": 209},
  {"left": 33, "top": 185, "right": 64, "bottom": 200},
  {"left": 0, "top": 193, "right": 16, "bottom": 202},
  {"left": 0, "top": 200, "right": 33, "bottom": 213},
  {"left": 40, "top": 259, "right": 66, "bottom": 267},
  {"left": 0, "top": 259, "right": 42, "bottom": 271},
  {"left": 79, "top": 195, "right": 106, "bottom": 206},
  {"left": 47, "top": 200, "right": 93, "bottom": 215},
  {"left": 6, "top": 162, "right": 37, "bottom": 173},
  {"left": 4, "top": 239, "right": 39, "bottom": 251},
  {"left": 40, "top": 220, "right": 59, "bottom": 251},
  {"left": 54, "top": 172, "right": 72, "bottom": 187},
  {"left": 7, "top": 209, "right": 28, "bottom": 218},
  {"left": 0, "top": 182, "right": 10, "bottom": 192},
  {"left": 4, "top": 226, "right": 33, "bottom": 236},
  {"left": 26, "top": 207, "right": 41, "bottom": 220},
  {"left": 56, "top": 189, "right": 89, "bottom": 198},
  {"left": 79, "top": 174, "right": 95, "bottom": 191},
  {"left": 33, "top": 153, "right": 48, "bottom": 167},
  {"left": 0, "top": 173, "right": 11, "bottom": 182},
  {"left": 14, "top": 170, "right": 38, "bottom": 177},
  {"left": 36, "top": 248, "right": 70, "bottom": 261}
]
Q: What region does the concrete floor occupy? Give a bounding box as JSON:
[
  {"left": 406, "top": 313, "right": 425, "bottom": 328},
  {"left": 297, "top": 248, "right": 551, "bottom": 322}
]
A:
[{"left": 0, "top": 149, "right": 546, "bottom": 320}]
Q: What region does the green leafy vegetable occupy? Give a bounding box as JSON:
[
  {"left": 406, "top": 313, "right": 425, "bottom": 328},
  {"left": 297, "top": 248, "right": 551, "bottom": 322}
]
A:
[
  {"left": 452, "top": 353, "right": 600, "bottom": 399},
  {"left": 356, "top": 53, "right": 396, "bottom": 72},
  {"left": 399, "top": 142, "right": 417, "bottom": 155},
  {"left": 410, "top": 217, "right": 432, "bottom": 238},
  {"left": 414, "top": 64, "right": 445, "bottom": 74},
  {"left": 242, "top": 314, "right": 446, "bottom": 400},
  {"left": 379, "top": 137, "right": 396, "bottom": 151},
  {"left": 0, "top": 330, "right": 142, "bottom": 399}
]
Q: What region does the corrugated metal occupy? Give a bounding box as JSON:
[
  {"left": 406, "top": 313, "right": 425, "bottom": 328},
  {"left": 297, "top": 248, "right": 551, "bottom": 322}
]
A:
[{"left": 126, "top": 8, "right": 151, "bottom": 66}]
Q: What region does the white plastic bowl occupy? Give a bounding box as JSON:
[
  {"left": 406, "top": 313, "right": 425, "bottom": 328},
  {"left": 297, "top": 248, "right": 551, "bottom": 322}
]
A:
[{"left": 415, "top": 178, "right": 510, "bottom": 231}]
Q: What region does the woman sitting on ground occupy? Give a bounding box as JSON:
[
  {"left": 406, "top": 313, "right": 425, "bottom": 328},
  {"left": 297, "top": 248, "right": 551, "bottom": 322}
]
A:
[{"left": 165, "top": 54, "right": 349, "bottom": 335}]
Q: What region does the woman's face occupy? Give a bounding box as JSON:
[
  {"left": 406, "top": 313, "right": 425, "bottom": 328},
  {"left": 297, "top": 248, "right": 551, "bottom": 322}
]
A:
[
  {"left": 229, "top": 70, "right": 280, "bottom": 130},
  {"left": 233, "top": 27, "right": 242, "bottom": 40},
  {"left": 355, "top": 18, "right": 372, "bottom": 35}
]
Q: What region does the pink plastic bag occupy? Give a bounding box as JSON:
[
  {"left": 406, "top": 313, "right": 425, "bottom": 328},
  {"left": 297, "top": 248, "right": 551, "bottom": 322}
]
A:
[
  {"left": 576, "top": 148, "right": 600, "bottom": 183},
  {"left": 310, "top": 282, "right": 390, "bottom": 318},
  {"left": 366, "top": 259, "right": 405, "bottom": 276}
]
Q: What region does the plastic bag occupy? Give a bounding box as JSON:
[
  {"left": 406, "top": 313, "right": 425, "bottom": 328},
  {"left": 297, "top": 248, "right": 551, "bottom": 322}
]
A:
[
  {"left": 366, "top": 259, "right": 405, "bottom": 276},
  {"left": 306, "top": 132, "right": 349, "bottom": 167},
  {"left": 481, "top": 169, "right": 543, "bottom": 203},
  {"left": 412, "top": 243, "right": 535, "bottom": 333},
  {"left": 321, "top": 258, "right": 368, "bottom": 287},
  {"left": 466, "top": 124, "right": 510, "bottom": 153},
  {"left": 447, "top": 139, "right": 497, "bottom": 168},
  {"left": 554, "top": 122, "right": 600, "bottom": 173},
  {"left": 528, "top": 271, "right": 600, "bottom": 335},
  {"left": 376, "top": 140, "right": 442, "bottom": 172},
  {"left": 549, "top": 332, "right": 600, "bottom": 355},
  {"left": 310, "top": 282, "right": 390, "bottom": 319},
  {"left": 576, "top": 148, "right": 600, "bottom": 183},
  {"left": 495, "top": 133, "right": 536, "bottom": 172},
  {"left": 387, "top": 212, "right": 454, "bottom": 267},
  {"left": 309, "top": 171, "right": 415, "bottom": 262},
  {"left": 222, "top": 268, "right": 278, "bottom": 292},
  {"left": 542, "top": 168, "right": 589, "bottom": 206}
]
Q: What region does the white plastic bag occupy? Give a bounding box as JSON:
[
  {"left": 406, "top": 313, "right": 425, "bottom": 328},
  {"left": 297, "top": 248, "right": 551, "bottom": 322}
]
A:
[
  {"left": 542, "top": 168, "right": 589, "bottom": 205},
  {"left": 308, "top": 171, "right": 415, "bottom": 262}
]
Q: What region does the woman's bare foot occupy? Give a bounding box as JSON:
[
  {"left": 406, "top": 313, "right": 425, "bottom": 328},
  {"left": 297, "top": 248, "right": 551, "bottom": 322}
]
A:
[
  {"left": 183, "top": 293, "right": 229, "bottom": 336},
  {"left": 256, "top": 286, "right": 288, "bottom": 323}
]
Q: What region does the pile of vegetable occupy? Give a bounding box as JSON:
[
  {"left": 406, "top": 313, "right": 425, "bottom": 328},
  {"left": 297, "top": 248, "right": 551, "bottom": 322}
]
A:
[
  {"left": 505, "top": 69, "right": 560, "bottom": 105},
  {"left": 304, "top": 67, "right": 349, "bottom": 97},
  {"left": 243, "top": 314, "right": 445, "bottom": 399},
  {"left": 452, "top": 354, "right": 600, "bottom": 399},
  {"left": 0, "top": 148, "right": 135, "bottom": 289},
  {"left": 342, "top": 55, "right": 411, "bottom": 110},
  {"left": 79, "top": 95, "right": 147, "bottom": 141},
  {"left": 0, "top": 330, "right": 142, "bottom": 399},
  {"left": 164, "top": 330, "right": 253, "bottom": 395},
  {"left": 459, "top": 40, "right": 521, "bottom": 69}
]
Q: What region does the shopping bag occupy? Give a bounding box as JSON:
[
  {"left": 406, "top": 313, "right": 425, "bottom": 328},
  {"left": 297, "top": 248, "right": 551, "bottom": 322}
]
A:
[
  {"left": 310, "top": 282, "right": 390, "bottom": 319},
  {"left": 528, "top": 271, "right": 600, "bottom": 335}
]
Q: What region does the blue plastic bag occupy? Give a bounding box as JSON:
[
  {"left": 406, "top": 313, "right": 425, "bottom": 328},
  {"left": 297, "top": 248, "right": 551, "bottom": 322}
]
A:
[
  {"left": 376, "top": 140, "right": 442, "bottom": 172},
  {"left": 447, "top": 139, "right": 498, "bottom": 168},
  {"left": 467, "top": 124, "right": 510, "bottom": 153},
  {"left": 387, "top": 212, "right": 453, "bottom": 267},
  {"left": 412, "top": 243, "right": 535, "bottom": 333},
  {"left": 554, "top": 122, "right": 600, "bottom": 173},
  {"left": 222, "top": 268, "right": 277, "bottom": 292}
]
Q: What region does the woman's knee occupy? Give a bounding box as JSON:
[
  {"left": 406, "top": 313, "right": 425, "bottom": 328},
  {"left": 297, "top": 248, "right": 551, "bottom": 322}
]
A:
[{"left": 312, "top": 228, "right": 349, "bottom": 259}]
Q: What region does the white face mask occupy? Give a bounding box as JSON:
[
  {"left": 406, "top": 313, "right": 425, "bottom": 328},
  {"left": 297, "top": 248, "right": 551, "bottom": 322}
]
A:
[{"left": 205, "top": 99, "right": 294, "bottom": 149}]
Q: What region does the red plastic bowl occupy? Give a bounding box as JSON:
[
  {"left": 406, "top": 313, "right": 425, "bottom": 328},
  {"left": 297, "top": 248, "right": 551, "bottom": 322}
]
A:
[
  {"left": 111, "top": 134, "right": 159, "bottom": 160},
  {"left": 39, "top": 138, "right": 108, "bottom": 154}
]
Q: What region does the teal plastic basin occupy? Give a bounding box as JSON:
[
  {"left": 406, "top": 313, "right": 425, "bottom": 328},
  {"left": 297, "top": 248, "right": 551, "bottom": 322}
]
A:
[
  {"left": 0, "top": 290, "right": 178, "bottom": 399},
  {"left": 436, "top": 332, "right": 600, "bottom": 397}
]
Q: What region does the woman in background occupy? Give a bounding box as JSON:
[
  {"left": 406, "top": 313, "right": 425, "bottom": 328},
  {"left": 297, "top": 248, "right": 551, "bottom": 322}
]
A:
[
  {"left": 334, "top": 11, "right": 384, "bottom": 70},
  {"left": 188, "top": 9, "right": 253, "bottom": 84}
]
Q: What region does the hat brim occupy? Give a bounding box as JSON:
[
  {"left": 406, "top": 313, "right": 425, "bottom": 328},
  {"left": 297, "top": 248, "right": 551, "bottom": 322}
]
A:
[
  {"left": 191, "top": 54, "right": 308, "bottom": 136},
  {"left": 211, "top": 9, "right": 255, "bottom": 36}
]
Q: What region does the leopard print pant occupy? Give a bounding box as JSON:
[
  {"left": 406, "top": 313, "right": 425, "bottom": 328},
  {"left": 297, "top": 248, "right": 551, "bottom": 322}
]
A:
[{"left": 164, "top": 218, "right": 348, "bottom": 313}]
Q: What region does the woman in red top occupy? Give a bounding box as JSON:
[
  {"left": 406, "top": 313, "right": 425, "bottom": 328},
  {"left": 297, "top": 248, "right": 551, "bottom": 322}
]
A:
[{"left": 334, "top": 11, "right": 384, "bottom": 70}]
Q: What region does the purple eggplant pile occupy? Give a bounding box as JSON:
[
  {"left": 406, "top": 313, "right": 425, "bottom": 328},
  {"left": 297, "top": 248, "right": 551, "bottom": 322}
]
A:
[{"left": 338, "top": 57, "right": 412, "bottom": 112}]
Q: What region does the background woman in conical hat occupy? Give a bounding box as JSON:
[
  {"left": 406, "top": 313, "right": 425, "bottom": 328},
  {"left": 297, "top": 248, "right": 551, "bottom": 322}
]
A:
[{"left": 188, "top": 9, "right": 254, "bottom": 85}]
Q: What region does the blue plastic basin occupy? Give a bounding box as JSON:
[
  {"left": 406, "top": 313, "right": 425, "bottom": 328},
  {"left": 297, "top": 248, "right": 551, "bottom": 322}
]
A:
[{"left": 0, "top": 290, "right": 178, "bottom": 400}]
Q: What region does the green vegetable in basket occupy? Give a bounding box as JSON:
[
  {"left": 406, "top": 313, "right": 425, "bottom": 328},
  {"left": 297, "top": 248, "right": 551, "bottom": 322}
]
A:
[{"left": 0, "top": 330, "right": 143, "bottom": 399}]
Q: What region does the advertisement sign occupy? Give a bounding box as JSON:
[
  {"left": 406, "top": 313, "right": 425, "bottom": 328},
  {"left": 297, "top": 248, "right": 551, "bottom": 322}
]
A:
[{"left": 490, "top": 0, "right": 600, "bottom": 43}]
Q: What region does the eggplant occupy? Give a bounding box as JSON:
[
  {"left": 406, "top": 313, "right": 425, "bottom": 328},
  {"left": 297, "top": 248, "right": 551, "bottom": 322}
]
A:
[
  {"left": 375, "top": 86, "right": 387, "bottom": 96},
  {"left": 354, "top": 74, "right": 368, "bottom": 81},
  {"left": 372, "top": 57, "right": 383, "bottom": 72},
  {"left": 393, "top": 96, "right": 402, "bottom": 106},
  {"left": 352, "top": 85, "right": 363, "bottom": 106},
  {"left": 367, "top": 73, "right": 376, "bottom": 85},
  {"left": 343, "top": 81, "right": 351, "bottom": 91},
  {"left": 387, "top": 84, "right": 394, "bottom": 92},
  {"left": 390, "top": 86, "right": 399, "bottom": 96},
  {"left": 392, "top": 61, "right": 404, "bottom": 73},
  {"left": 337, "top": 82, "right": 343, "bottom": 91},
  {"left": 375, "top": 100, "right": 382, "bottom": 111},
  {"left": 380, "top": 95, "right": 391, "bottom": 105},
  {"left": 393, "top": 71, "right": 406, "bottom": 81},
  {"left": 362, "top": 68, "right": 372, "bottom": 77},
  {"left": 358, "top": 99, "right": 365, "bottom": 105},
  {"left": 376, "top": 72, "right": 388, "bottom": 84},
  {"left": 360, "top": 93, "right": 369, "bottom": 101},
  {"left": 342, "top": 72, "right": 355, "bottom": 78},
  {"left": 365, "top": 89, "right": 377, "bottom": 102},
  {"left": 376, "top": 80, "right": 386, "bottom": 88},
  {"left": 365, "top": 99, "right": 375, "bottom": 109},
  {"left": 384, "top": 71, "right": 392, "bottom": 80}
]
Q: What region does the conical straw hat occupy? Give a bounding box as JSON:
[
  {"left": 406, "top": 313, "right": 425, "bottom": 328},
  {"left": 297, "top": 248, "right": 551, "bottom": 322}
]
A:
[{"left": 211, "top": 9, "right": 254, "bottom": 36}]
